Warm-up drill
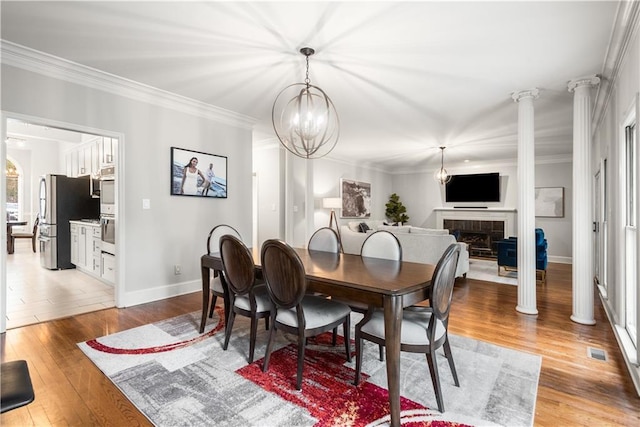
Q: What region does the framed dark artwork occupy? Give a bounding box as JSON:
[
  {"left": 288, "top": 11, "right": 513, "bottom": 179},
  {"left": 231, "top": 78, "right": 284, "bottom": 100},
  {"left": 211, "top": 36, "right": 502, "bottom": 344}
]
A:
[
  {"left": 171, "top": 147, "right": 227, "bottom": 198},
  {"left": 340, "top": 179, "right": 371, "bottom": 218}
]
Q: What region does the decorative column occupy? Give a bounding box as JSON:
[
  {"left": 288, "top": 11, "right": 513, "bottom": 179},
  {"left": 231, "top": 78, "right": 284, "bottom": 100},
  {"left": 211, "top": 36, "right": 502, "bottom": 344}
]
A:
[
  {"left": 512, "top": 89, "right": 539, "bottom": 315},
  {"left": 568, "top": 75, "right": 600, "bottom": 325}
]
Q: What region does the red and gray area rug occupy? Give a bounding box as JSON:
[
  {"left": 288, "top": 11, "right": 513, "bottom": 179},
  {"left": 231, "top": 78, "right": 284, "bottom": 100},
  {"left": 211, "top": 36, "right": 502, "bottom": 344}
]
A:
[{"left": 79, "top": 309, "right": 540, "bottom": 426}]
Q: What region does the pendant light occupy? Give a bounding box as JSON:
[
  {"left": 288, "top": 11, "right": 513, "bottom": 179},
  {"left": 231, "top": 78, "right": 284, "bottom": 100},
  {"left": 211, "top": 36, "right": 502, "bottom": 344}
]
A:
[
  {"left": 272, "top": 47, "right": 339, "bottom": 159},
  {"left": 434, "top": 146, "right": 451, "bottom": 185}
]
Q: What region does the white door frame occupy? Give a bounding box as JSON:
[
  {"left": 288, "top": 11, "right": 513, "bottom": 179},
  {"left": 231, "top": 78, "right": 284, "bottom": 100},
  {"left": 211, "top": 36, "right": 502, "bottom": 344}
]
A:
[{"left": 0, "top": 111, "right": 124, "bottom": 333}]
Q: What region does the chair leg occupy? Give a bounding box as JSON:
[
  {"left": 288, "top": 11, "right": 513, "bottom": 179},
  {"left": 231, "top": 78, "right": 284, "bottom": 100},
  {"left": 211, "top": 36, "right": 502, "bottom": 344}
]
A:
[
  {"left": 31, "top": 236, "right": 36, "bottom": 253},
  {"left": 222, "top": 309, "right": 236, "bottom": 350},
  {"left": 208, "top": 294, "right": 218, "bottom": 318},
  {"left": 378, "top": 344, "right": 385, "bottom": 361},
  {"left": 248, "top": 315, "right": 258, "bottom": 363},
  {"left": 296, "top": 331, "right": 306, "bottom": 390},
  {"left": 343, "top": 316, "right": 351, "bottom": 362},
  {"left": 332, "top": 327, "right": 338, "bottom": 346},
  {"left": 354, "top": 331, "right": 362, "bottom": 385},
  {"left": 426, "top": 349, "right": 444, "bottom": 413},
  {"left": 262, "top": 313, "right": 276, "bottom": 373},
  {"left": 442, "top": 336, "right": 459, "bottom": 387}
]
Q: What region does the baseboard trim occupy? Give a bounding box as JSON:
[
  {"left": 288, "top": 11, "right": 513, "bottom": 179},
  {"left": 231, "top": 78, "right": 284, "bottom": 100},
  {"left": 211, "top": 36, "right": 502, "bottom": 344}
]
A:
[
  {"left": 599, "top": 292, "right": 640, "bottom": 397},
  {"left": 119, "top": 280, "right": 200, "bottom": 308}
]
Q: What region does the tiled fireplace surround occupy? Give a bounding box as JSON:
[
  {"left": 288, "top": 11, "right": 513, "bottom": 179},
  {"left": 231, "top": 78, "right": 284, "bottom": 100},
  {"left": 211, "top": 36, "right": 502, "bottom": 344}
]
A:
[{"left": 435, "top": 208, "right": 517, "bottom": 259}]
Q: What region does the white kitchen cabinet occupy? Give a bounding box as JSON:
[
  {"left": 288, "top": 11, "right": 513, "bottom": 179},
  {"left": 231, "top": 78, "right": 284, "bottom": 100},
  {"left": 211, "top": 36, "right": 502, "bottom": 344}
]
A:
[
  {"left": 100, "top": 137, "right": 116, "bottom": 166},
  {"left": 70, "top": 221, "right": 103, "bottom": 280},
  {"left": 70, "top": 223, "right": 79, "bottom": 265},
  {"left": 66, "top": 138, "right": 102, "bottom": 178},
  {"left": 101, "top": 252, "right": 115, "bottom": 283},
  {"left": 91, "top": 227, "right": 101, "bottom": 276}
]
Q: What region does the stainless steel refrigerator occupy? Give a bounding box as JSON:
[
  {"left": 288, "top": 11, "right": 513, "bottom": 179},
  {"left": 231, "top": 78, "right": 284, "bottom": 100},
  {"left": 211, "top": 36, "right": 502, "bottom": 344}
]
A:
[{"left": 38, "top": 175, "right": 100, "bottom": 270}]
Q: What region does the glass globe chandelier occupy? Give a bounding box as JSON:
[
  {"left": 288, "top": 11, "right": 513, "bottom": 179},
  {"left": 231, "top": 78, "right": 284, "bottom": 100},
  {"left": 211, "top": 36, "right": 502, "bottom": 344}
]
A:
[
  {"left": 434, "top": 146, "right": 451, "bottom": 185},
  {"left": 272, "top": 47, "right": 339, "bottom": 159}
]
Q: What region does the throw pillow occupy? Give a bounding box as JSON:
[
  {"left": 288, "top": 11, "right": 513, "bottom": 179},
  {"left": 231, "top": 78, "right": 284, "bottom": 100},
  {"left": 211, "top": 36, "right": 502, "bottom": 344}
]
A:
[{"left": 358, "top": 222, "right": 370, "bottom": 233}]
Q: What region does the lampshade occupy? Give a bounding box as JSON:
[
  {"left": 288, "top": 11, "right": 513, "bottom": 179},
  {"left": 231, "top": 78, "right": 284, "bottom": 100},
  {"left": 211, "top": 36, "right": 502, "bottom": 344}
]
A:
[
  {"left": 322, "top": 197, "right": 342, "bottom": 209},
  {"left": 272, "top": 47, "right": 339, "bottom": 159},
  {"left": 434, "top": 146, "right": 451, "bottom": 185}
]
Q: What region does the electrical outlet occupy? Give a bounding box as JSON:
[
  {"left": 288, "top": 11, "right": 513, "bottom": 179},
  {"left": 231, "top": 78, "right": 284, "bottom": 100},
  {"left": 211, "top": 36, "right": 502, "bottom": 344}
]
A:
[{"left": 174, "top": 265, "right": 182, "bottom": 275}]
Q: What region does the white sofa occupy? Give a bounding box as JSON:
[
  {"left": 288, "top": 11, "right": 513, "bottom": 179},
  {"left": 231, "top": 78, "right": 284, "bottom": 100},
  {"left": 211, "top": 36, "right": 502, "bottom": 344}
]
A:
[{"left": 340, "top": 220, "right": 469, "bottom": 278}]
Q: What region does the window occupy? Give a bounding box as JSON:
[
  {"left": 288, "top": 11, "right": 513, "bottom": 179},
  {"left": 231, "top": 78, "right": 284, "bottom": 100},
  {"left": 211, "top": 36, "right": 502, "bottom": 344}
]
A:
[{"left": 5, "top": 159, "right": 19, "bottom": 221}]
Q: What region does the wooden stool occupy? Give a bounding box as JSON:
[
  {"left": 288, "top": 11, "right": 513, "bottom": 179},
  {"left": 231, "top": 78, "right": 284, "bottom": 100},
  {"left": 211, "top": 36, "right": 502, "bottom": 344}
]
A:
[{"left": 1, "top": 360, "right": 35, "bottom": 413}]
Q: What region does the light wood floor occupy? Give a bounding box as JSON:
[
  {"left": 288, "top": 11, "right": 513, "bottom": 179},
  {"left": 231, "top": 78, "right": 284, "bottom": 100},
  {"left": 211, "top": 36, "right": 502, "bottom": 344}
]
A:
[
  {"left": 1, "top": 262, "right": 638, "bottom": 426},
  {"left": 5, "top": 239, "right": 115, "bottom": 329}
]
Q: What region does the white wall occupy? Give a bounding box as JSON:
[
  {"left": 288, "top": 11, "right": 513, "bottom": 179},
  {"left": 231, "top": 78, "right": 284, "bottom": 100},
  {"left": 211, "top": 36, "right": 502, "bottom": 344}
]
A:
[
  {"left": 1, "top": 63, "right": 254, "bottom": 307},
  {"left": 392, "top": 159, "right": 573, "bottom": 259},
  {"left": 592, "top": 9, "right": 639, "bottom": 393}
]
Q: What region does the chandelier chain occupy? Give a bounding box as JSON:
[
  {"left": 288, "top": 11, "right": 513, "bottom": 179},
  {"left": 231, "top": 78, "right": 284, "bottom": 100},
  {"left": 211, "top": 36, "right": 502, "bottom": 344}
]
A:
[{"left": 305, "top": 55, "right": 311, "bottom": 86}]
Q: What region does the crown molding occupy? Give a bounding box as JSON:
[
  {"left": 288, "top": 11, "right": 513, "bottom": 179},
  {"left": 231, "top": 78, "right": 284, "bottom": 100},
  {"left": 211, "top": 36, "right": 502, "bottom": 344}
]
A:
[
  {"left": 0, "top": 40, "right": 258, "bottom": 130},
  {"left": 593, "top": 0, "right": 640, "bottom": 130}
]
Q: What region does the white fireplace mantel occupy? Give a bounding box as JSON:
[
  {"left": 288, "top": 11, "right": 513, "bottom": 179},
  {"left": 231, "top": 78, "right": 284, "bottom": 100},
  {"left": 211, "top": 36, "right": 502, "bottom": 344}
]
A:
[{"left": 434, "top": 208, "right": 518, "bottom": 237}]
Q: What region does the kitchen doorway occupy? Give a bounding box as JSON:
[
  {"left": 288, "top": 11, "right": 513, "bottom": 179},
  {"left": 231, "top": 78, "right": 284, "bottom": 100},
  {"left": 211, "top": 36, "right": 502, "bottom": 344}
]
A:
[{"left": 2, "top": 115, "right": 119, "bottom": 330}]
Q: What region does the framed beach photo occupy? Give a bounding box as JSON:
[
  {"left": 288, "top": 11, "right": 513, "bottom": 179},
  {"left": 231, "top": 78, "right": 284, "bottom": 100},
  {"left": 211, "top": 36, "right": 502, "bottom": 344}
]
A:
[
  {"left": 340, "top": 179, "right": 371, "bottom": 218},
  {"left": 171, "top": 147, "right": 227, "bottom": 198}
]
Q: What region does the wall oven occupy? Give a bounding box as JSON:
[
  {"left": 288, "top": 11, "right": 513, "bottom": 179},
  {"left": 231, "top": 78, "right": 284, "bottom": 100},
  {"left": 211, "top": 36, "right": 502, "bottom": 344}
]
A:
[
  {"left": 101, "top": 215, "right": 115, "bottom": 255},
  {"left": 100, "top": 178, "right": 115, "bottom": 215}
]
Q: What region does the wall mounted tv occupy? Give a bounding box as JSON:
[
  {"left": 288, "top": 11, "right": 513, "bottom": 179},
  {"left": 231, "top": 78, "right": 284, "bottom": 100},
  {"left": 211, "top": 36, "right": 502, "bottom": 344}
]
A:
[{"left": 445, "top": 172, "right": 500, "bottom": 203}]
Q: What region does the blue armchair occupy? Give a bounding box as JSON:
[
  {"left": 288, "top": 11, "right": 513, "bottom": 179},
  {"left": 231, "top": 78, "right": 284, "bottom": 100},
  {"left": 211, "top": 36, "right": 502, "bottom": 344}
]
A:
[{"left": 496, "top": 228, "right": 547, "bottom": 284}]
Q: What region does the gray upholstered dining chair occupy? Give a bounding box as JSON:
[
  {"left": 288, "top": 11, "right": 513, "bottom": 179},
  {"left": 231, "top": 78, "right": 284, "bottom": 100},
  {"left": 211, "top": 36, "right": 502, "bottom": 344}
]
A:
[
  {"left": 354, "top": 243, "right": 461, "bottom": 413},
  {"left": 220, "top": 234, "right": 272, "bottom": 363},
  {"left": 260, "top": 239, "right": 352, "bottom": 390},
  {"left": 360, "top": 230, "right": 402, "bottom": 261},
  {"left": 206, "top": 224, "right": 241, "bottom": 322},
  {"left": 308, "top": 227, "right": 340, "bottom": 253}
]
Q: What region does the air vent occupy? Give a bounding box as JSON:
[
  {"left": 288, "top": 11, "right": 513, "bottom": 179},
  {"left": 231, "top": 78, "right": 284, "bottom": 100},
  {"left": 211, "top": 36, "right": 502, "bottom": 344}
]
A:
[{"left": 587, "top": 347, "right": 607, "bottom": 361}]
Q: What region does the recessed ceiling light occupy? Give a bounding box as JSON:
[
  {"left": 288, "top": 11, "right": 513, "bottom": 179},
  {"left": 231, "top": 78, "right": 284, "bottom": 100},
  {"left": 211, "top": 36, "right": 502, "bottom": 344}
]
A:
[{"left": 464, "top": 159, "right": 470, "bottom": 163}]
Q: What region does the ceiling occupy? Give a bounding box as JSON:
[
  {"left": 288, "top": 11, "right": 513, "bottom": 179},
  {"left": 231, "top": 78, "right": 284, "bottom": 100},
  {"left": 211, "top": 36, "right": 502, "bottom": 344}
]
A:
[{"left": 0, "top": 1, "right": 621, "bottom": 172}]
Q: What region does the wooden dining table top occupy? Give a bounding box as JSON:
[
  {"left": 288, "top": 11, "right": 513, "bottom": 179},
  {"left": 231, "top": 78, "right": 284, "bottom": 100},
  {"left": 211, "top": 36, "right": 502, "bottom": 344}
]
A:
[{"left": 202, "top": 246, "right": 436, "bottom": 308}]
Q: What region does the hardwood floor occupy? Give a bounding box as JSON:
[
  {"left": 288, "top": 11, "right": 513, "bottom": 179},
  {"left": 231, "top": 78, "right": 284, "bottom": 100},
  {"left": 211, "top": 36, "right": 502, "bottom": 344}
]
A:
[{"left": 1, "top": 262, "right": 638, "bottom": 426}]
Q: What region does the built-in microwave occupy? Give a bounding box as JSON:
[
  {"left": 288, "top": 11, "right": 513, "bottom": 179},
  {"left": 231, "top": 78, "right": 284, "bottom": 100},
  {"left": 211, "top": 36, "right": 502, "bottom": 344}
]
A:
[{"left": 100, "top": 179, "right": 115, "bottom": 215}]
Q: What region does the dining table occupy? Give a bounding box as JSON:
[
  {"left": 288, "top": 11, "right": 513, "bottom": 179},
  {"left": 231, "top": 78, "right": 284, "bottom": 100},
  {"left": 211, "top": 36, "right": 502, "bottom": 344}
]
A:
[
  {"left": 200, "top": 246, "right": 436, "bottom": 427},
  {"left": 6, "top": 220, "right": 27, "bottom": 254}
]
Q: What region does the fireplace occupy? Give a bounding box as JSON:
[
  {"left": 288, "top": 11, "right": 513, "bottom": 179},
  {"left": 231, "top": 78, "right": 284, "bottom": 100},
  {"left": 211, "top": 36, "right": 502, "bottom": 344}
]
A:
[{"left": 444, "top": 219, "right": 505, "bottom": 258}]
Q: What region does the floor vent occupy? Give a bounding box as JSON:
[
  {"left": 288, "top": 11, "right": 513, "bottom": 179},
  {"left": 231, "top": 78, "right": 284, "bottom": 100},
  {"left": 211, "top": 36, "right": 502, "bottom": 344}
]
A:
[{"left": 587, "top": 347, "right": 607, "bottom": 361}]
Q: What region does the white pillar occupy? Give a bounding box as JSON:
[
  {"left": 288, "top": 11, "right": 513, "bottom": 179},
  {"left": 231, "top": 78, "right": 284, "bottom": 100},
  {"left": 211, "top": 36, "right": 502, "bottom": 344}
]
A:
[
  {"left": 568, "top": 75, "right": 600, "bottom": 325},
  {"left": 512, "top": 89, "right": 539, "bottom": 315}
]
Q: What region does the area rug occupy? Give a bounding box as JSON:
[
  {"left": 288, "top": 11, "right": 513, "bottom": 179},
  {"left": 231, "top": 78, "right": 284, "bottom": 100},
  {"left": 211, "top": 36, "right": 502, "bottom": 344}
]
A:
[
  {"left": 78, "top": 309, "right": 540, "bottom": 426},
  {"left": 466, "top": 259, "right": 517, "bottom": 286}
]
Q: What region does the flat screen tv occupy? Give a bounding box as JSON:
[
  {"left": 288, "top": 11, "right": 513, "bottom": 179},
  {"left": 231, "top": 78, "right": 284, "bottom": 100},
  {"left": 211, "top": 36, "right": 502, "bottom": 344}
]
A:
[{"left": 445, "top": 172, "right": 500, "bottom": 203}]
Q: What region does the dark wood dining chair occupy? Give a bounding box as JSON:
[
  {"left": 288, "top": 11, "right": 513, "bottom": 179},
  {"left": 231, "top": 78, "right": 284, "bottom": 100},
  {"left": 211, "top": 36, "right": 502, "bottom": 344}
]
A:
[
  {"left": 10, "top": 215, "right": 39, "bottom": 253},
  {"left": 354, "top": 243, "right": 461, "bottom": 413},
  {"left": 260, "top": 239, "right": 352, "bottom": 390},
  {"left": 205, "top": 224, "right": 241, "bottom": 323},
  {"left": 220, "top": 234, "right": 272, "bottom": 363}
]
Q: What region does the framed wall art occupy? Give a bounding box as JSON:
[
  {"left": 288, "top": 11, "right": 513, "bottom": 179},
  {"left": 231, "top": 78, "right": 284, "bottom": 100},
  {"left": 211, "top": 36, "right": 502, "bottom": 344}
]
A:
[
  {"left": 535, "top": 187, "right": 564, "bottom": 217},
  {"left": 340, "top": 179, "right": 371, "bottom": 218},
  {"left": 171, "top": 147, "right": 227, "bottom": 198}
]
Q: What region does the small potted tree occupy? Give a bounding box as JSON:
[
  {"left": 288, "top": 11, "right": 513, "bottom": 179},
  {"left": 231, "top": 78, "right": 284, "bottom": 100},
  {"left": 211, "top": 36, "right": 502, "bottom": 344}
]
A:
[{"left": 385, "top": 193, "right": 409, "bottom": 225}]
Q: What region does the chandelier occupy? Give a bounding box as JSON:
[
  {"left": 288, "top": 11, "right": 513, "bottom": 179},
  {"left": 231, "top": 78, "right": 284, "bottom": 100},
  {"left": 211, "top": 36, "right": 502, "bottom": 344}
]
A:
[
  {"left": 272, "top": 47, "right": 339, "bottom": 159},
  {"left": 434, "top": 146, "right": 451, "bottom": 185}
]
